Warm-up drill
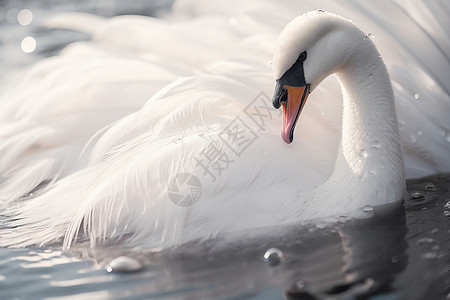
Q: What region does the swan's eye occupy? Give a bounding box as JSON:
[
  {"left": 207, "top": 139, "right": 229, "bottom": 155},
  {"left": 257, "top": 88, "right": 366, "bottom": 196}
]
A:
[{"left": 298, "top": 51, "right": 307, "bottom": 61}]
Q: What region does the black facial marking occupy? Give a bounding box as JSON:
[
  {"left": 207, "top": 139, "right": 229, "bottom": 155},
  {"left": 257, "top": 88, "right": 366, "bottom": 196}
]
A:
[
  {"left": 272, "top": 51, "right": 308, "bottom": 108},
  {"left": 279, "top": 51, "right": 307, "bottom": 87}
]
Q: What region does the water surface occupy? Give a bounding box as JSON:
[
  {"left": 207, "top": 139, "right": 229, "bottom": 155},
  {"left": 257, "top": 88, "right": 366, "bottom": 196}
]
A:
[{"left": 1, "top": 174, "right": 449, "bottom": 299}]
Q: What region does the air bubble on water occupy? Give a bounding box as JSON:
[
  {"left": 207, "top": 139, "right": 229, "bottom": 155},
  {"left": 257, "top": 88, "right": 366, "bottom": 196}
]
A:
[
  {"left": 444, "top": 201, "right": 450, "bottom": 209},
  {"left": 391, "top": 256, "right": 399, "bottom": 263},
  {"left": 263, "top": 248, "right": 285, "bottom": 266},
  {"left": 362, "top": 205, "right": 374, "bottom": 213},
  {"left": 369, "top": 73, "right": 374, "bottom": 79},
  {"left": 359, "top": 149, "right": 368, "bottom": 158},
  {"left": 367, "top": 33, "right": 374, "bottom": 39},
  {"left": 444, "top": 211, "right": 450, "bottom": 217},
  {"left": 410, "top": 192, "right": 423, "bottom": 199},
  {"left": 317, "top": 9, "right": 325, "bottom": 13},
  {"left": 106, "top": 256, "right": 142, "bottom": 273},
  {"left": 414, "top": 93, "right": 420, "bottom": 100},
  {"left": 371, "top": 140, "right": 381, "bottom": 148}
]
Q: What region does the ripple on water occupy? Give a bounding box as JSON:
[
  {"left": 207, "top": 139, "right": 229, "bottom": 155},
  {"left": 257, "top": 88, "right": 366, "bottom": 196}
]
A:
[{"left": 425, "top": 183, "right": 436, "bottom": 191}]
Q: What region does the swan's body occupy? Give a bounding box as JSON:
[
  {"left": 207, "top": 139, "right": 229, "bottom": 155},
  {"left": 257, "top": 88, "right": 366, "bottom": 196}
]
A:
[{"left": 0, "top": 2, "right": 448, "bottom": 249}]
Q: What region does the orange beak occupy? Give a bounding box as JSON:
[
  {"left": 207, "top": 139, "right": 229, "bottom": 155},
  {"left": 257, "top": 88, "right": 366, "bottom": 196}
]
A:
[{"left": 281, "top": 85, "right": 309, "bottom": 144}]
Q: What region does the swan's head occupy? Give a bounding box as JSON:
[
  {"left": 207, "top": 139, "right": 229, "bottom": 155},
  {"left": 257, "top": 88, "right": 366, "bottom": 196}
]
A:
[{"left": 272, "top": 10, "right": 363, "bottom": 143}]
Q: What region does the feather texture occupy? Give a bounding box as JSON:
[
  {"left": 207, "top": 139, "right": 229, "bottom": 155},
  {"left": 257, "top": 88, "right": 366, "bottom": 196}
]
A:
[{"left": 0, "top": 0, "right": 448, "bottom": 249}]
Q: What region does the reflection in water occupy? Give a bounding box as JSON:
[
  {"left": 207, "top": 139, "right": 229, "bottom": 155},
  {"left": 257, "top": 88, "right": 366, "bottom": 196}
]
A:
[
  {"left": 284, "top": 204, "right": 408, "bottom": 299},
  {"left": 66, "top": 202, "right": 409, "bottom": 299}
]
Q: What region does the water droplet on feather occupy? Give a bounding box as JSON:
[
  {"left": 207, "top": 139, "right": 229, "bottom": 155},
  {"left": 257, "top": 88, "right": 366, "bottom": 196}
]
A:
[{"left": 359, "top": 149, "right": 368, "bottom": 158}]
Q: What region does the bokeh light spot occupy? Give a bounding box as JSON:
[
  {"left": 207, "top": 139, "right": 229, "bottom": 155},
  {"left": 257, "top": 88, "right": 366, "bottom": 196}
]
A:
[
  {"left": 17, "top": 9, "right": 33, "bottom": 26},
  {"left": 21, "top": 36, "right": 36, "bottom": 53}
]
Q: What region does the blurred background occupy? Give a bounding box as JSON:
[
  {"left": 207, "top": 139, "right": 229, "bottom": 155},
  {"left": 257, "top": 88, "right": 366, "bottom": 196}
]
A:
[{"left": 0, "top": 0, "right": 173, "bottom": 81}]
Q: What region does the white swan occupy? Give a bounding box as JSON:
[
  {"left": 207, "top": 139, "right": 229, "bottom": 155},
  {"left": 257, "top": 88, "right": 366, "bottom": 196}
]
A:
[{"left": 0, "top": 6, "right": 448, "bottom": 250}]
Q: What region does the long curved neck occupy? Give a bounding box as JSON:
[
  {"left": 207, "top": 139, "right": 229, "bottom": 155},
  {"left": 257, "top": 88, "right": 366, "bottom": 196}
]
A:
[{"left": 328, "top": 40, "right": 406, "bottom": 207}]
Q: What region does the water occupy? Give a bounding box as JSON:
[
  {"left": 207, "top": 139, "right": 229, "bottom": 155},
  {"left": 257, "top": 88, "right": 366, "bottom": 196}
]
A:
[
  {"left": 1, "top": 2, "right": 449, "bottom": 299},
  {"left": 1, "top": 174, "right": 449, "bottom": 299}
]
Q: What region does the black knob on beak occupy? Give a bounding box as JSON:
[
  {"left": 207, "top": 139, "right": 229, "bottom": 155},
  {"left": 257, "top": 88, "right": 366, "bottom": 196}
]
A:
[{"left": 272, "top": 81, "right": 287, "bottom": 109}]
